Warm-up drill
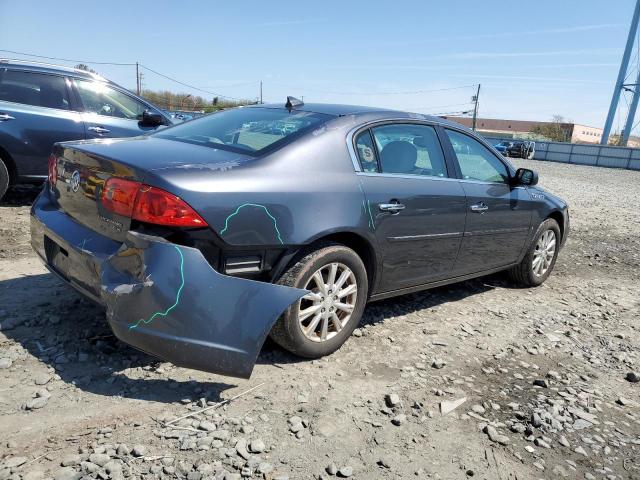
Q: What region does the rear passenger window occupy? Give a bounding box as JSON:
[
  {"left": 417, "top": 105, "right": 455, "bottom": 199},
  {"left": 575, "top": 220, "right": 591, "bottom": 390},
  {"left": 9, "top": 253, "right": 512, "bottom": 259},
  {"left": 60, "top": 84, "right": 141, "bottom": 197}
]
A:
[
  {"left": 371, "top": 124, "right": 447, "bottom": 177},
  {"left": 354, "top": 130, "right": 378, "bottom": 172},
  {"left": 0, "top": 70, "right": 70, "bottom": 110}
]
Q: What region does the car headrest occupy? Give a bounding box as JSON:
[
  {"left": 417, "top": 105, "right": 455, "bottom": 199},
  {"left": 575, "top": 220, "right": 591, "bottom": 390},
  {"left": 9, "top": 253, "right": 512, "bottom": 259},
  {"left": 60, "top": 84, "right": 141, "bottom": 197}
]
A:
[{"left": 380, "top": 141, "right": 417, "bottom": 174}]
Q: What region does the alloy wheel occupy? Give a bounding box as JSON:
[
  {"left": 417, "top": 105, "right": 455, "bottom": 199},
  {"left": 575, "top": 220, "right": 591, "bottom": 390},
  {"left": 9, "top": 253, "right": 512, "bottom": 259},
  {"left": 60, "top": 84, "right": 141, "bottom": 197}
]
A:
[
  {"left": 532, "top": 230, "right": 556, "bottom": 276},
  {"left": 297, "top": 262, "right": 358, "bottom": 342}
]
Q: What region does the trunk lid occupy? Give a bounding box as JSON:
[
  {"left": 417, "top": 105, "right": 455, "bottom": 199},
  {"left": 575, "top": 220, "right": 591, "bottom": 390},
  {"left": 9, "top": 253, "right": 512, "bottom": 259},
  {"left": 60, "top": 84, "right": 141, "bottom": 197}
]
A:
[{"left": 52, "top": 136, "right": 251, "bottom": 241}]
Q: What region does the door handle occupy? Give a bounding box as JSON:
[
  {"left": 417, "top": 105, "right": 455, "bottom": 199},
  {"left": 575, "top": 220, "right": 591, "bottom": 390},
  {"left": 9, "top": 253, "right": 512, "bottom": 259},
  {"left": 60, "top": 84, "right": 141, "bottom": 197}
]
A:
[
  {"left": 87, "top": 126, "right": 110, "bottom": 134},
  {"left": 470, "top": 202, "right": 489, "bottom": 213},
  {"left": 379, "top": 202, "right": 405, "bottom": 213},
  {"left": 0, "top": 113, "right": 15, "bottom": 121}
]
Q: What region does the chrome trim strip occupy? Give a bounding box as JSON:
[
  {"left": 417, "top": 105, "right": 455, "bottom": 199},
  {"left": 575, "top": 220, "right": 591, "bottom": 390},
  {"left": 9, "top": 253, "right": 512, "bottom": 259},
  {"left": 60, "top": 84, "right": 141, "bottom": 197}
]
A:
[
  {"left": 463, "top": 227, "right": 529, "bottom": 237},
  {"left": 388, "top": 232, "right": 463, "bottom": 242},
  {"left": 355, "top": 171, "right": 460, "bottom": 183}
]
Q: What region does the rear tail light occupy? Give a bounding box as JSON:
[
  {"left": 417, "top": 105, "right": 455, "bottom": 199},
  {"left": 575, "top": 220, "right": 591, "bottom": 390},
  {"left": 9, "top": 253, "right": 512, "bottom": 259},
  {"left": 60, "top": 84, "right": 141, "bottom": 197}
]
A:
[
  {"left": 100, "top": 178, "right": 207, "bottom": 228},
  {"left": 47, "top": 154, "right": 57, "bottom": 187},
  {"left": 101, "top": 177, "right": 139, "bottom": 217}
]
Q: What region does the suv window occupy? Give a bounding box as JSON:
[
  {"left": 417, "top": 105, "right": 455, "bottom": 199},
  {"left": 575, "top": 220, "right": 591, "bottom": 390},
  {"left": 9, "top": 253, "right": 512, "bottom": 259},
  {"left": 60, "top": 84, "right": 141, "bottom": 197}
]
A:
[
  {"left": 370, "top": 124, "right": 447, "bottom": 177},
  {"left": 75, "top": 80, "right": 148, "bottom": 120},
  {"left": 0, "top": 70, "right": 70, "bottom": 110},
  {"left": 445, "top": 129, "right": 509, "bottom": 183}
]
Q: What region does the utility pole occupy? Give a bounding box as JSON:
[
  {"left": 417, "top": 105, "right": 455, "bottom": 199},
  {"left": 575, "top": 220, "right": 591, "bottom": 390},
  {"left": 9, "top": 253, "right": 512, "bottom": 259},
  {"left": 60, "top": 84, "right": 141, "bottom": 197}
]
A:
[
  {"left": 601, "top": 0, "right": 640, "bottom": 145},
  {"left": 471, "top": 84, "right": 481, "bottom": 131},
  {"left": 260, "top": 81, "right": 263, "bottom": 104},
  {"left": 136, "top": 62, "right": 140, "bottom": 95}
]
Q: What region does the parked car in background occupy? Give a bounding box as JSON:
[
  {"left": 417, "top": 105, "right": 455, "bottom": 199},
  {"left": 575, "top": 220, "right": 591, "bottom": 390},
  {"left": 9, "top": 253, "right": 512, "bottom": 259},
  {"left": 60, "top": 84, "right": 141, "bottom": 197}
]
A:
[
  {"left": 507, "top": 140, "right": 535, "bottom": 159},
  {"left": 494, "top": 140, "right": 513, "bottom": 155},
  {"left": 31, "top": 99, "right": 569, "bottom": 378},
  {"left": 0, "top": 60, "right": 172, "bottom": 200}
]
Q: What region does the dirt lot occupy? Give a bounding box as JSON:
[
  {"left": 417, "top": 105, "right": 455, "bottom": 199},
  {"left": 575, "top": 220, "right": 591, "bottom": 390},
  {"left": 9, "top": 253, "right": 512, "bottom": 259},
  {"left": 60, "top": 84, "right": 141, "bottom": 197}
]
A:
[{"left": 0, "top": 159, "right": 639, "bottom": 480}]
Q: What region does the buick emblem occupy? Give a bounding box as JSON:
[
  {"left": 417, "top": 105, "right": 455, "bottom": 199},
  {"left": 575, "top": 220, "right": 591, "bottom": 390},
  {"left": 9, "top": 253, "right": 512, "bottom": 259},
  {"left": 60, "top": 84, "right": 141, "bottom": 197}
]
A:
[{"left": 70, "top": 170, "right": 81, "bottom": 193}]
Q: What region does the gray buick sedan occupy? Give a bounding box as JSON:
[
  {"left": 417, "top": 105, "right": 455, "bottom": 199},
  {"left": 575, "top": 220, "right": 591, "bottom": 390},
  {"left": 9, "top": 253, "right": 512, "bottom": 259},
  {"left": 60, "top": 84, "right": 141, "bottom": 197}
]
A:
[{"left": 31, "top": 98, "right": 569, "bottom": 378}]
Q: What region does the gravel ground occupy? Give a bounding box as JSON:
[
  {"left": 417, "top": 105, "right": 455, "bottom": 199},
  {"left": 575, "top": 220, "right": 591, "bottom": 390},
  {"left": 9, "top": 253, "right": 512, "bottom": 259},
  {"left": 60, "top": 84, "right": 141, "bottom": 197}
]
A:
[{"left": 0, "top": 159, "right": 639, "bottom": 480}]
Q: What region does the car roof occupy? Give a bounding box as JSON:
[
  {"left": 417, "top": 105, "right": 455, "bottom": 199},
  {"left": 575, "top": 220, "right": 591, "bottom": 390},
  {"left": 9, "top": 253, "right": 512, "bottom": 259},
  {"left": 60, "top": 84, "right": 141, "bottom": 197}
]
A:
[
  {"left": 250, "top": 102, "right": 457, "bottom": 125},
  {"left": 0, "top": 59, "right": 110, "bottom": 82}
]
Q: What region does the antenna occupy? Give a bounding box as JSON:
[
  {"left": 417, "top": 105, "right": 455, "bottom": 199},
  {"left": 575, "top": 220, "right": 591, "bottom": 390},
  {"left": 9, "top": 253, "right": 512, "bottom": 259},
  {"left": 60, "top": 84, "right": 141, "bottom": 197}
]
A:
[{"left": 285, "top": 96, "right": 304, "bottom": 111}]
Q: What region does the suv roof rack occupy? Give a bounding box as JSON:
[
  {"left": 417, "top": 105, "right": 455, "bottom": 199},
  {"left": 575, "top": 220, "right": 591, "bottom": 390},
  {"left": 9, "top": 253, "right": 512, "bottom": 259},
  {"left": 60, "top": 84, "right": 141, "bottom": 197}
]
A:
[{"left": 0, "top": 58, "right": 107, "bottom": 81}]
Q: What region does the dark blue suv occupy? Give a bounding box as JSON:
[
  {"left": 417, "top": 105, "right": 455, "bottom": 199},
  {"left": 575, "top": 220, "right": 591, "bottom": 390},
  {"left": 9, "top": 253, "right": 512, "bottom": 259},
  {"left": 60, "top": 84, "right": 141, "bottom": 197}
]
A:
[{"left": 0, "top": 60, "right": 172, "bottom": 200}]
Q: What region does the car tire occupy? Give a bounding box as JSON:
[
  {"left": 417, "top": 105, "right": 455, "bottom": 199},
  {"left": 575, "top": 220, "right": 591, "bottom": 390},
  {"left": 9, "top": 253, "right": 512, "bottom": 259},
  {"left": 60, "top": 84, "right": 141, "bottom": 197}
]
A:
[
  {"left": 0, "top": 159, "right": 10, "bottom": 202},
  {"left": 508, "top": 218, "right": 561, "bottom": 287},
  {"left": 270, "top": 242, "right": 368, "bottom": 358}
]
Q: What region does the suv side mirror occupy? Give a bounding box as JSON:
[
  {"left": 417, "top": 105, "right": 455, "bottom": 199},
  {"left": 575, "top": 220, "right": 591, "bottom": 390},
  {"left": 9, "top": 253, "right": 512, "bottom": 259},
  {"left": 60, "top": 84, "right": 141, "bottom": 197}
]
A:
[
  {"left": 141, "top": 110, "right": 165, "bottom": 127},
  {"left": 514, "top": 168, "right": 538, "bottom": 186}
]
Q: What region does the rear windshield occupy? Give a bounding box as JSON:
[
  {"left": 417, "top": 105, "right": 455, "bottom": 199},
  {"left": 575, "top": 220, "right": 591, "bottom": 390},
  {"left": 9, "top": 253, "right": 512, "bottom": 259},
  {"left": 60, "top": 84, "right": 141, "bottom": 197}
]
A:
[{"left": 154, "top": 107, "right": 332, "bottom": 155}]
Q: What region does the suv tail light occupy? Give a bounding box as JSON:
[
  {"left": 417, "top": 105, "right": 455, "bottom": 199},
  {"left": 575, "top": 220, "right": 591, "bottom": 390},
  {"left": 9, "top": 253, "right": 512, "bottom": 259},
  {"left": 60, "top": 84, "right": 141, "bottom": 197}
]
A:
[
  {"left": 48, "top": 154, "right": 57, "bottom": 187},
  {"left": 100, "top": 178, "right": 208, "bottom": 228}
]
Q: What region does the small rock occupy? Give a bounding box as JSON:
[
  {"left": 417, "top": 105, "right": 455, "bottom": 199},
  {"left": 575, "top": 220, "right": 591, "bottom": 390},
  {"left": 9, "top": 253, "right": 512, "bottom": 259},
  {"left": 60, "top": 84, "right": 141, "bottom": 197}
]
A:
[
  {"left": 574, "top": 446, "right": 589, "bottom": 457},
  {"left": 132, "top": 445, "right": 146, "bottom": 457},
  {"left": 33, "top": 373, "right": 51, "bottom": 385},
  {"left": 558, "top": 436, "right": 570, "bottom": 447},
  {"left": 25, "top": 397, "right": 48, "bottom": 410},
  {"left": 0, "top": 358, "right": 11, "bottom": 369},
  {"left": 88, "top": 454, "right": 110, "bottom": 467},
  {"left": 60, "top": 455, "right": 81, "bottom": 467},
  {"left": 484, "top": 425, "right": 509, "bottom": 445},
  {"left": 471, "top": 404, "right": 485, "bottom": 415},
  {"left": 625, "top": 372, "right": 639, "bottom": 383},
  {"left": 533, "top": 379, "right": 549, "bottom": 388},
  {"left": 616, "top": 397, "right": 630, "bottom": 406},
  {"left": 326, "top": 464, "right": 338, "bottom": 475},
  {"left": 385, "top": 393, "right": 401, "bottom": 408},
  {"left": 116, "top": 444, "right": 130, "bottom": 456},
  {"left": 391, "top": 414, "right": 406, "bottom": 426},
  {"left": 257, "top": 463, "right": 273, "bottom": 474},
  {"left": 338, "top": 466, "right": 353, "bottom": 477},
  {"left": 249, "top": 439, "right": 265, "bottom": 453},
  {"left": 440, "top": 397, "right": 467, "bottom": 415},
  {"left": 432, "top": 358, "right": 446, "bottom": 369}
]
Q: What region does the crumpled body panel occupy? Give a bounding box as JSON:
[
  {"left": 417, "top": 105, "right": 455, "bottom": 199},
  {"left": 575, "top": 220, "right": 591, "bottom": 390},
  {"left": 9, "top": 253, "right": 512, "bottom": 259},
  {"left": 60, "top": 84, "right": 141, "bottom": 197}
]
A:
[{"left": 101, "top": 232, "right": 306, "bottom": 378}]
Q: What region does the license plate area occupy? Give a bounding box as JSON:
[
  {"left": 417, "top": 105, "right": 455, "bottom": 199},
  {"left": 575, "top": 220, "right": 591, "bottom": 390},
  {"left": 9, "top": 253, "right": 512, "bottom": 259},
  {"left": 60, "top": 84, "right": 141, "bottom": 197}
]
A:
[{"left": 44, "top": 235, "right": 71, "bottom": 280}]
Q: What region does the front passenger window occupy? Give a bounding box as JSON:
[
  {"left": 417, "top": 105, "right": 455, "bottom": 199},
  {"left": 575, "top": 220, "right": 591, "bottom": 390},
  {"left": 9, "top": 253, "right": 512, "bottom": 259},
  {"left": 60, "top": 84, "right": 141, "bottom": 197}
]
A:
[
  {"left": 75, "top": 80, "right": 148, "bottom": 120},
  {"left": 445, "top": 129, "right": 509, "bottom": 183}
]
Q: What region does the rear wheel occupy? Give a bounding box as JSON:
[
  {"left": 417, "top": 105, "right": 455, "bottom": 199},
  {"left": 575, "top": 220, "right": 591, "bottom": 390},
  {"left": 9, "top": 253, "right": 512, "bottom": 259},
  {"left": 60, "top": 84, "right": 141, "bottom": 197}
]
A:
[
  {"left": 270, "top": 242, "right": 368, "bottom": 358},
  {"left": 0, "top": 159, "right": 10, "bottom": 202},
  {"left": 508, "top": 218, "right": 560, "bottom": 287}
]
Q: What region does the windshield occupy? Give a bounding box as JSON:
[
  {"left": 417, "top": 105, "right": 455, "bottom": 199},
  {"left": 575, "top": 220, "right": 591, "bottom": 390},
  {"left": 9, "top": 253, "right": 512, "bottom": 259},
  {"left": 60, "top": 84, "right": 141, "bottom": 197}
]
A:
[{"left": 154, "top": 107, "right": 332, "bottom": 155}]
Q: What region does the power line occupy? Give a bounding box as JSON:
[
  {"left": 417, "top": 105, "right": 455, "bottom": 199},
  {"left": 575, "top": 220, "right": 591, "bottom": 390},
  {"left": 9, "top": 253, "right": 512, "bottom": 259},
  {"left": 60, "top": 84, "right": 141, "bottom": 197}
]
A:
[
  {"left": 267, "top": 82, "right": 478, "bottom": 96},
  {"left": 0, "top": 49, "right": 135, "bottom": 66},
  {"left": 139, "top": 65, "right": 245, "bottom": 101}
]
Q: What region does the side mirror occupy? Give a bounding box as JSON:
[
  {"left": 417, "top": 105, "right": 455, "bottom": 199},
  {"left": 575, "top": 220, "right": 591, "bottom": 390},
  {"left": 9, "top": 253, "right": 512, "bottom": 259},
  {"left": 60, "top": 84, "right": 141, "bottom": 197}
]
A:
[
  {"left": 141, "top": 110, "right": 165, "bottom": 127},
  {"left": 514, "top": 168, "right": 538, "bottom": 186}
]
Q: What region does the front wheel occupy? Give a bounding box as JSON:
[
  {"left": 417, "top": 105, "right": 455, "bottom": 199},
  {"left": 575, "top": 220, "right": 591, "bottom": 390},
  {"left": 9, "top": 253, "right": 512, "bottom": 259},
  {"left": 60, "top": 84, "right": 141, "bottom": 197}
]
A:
[
  {"left": 508, "top": 218, "right": 561, "bottom": 287},
  {"left": 270, "top": 242, "right": 368, "bottom": 358},
  {"left": 0, "top": 159, "right": 10, "bottom": 202}
]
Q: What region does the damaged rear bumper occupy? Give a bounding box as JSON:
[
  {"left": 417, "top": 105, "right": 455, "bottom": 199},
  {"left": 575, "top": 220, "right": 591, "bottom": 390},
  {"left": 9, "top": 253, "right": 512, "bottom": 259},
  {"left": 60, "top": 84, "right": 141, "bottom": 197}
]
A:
[{"left": 30, "top": 190, "right": 306, "bottom": 378}]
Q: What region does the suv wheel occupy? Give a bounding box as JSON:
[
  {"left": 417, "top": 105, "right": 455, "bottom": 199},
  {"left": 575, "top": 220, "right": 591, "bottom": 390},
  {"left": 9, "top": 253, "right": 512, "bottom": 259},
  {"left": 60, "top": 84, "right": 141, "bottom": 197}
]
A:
[
  {"left": 0, "top": 159, "right": 10, "bottom": 201},
  {"left": 271, "top": 242, "right": 368, "bottom": 358},
  {"left": 508, "top": 218, "right": 561, "bottom": 287}
]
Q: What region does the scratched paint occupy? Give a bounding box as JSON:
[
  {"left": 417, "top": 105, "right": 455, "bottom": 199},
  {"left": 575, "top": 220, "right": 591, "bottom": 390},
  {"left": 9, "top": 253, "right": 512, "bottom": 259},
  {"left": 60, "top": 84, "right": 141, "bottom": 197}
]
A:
[
  {"left": 358, "top": 182, "right": 375, "bottom": 230},
  {"left": 128, "top": 245, "right": 185, "bottom": 330},
  {"left": 220, "top": 203, "right": 284, "bottom": 245}
]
